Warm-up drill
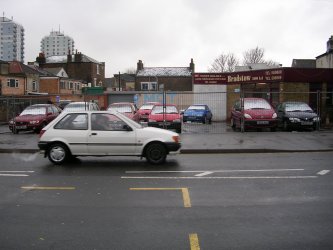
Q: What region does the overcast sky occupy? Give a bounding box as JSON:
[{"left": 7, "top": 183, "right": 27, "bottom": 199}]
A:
[{"left": 2, "top": 0, "right": 333, "bottom": 77}]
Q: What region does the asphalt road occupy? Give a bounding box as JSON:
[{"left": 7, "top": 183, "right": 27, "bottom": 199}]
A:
[{"left": 0, "top": 152, "right": 332, "bottom": 250}]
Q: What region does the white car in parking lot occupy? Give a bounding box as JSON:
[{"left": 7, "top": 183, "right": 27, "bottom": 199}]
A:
[{"left": 38, "top": 111, "right": 181, "bottom": 165}]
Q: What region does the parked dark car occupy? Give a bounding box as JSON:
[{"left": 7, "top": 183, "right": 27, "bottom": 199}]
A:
[
  {"left": 231, "top": 98, "right": 277, "bottom": 131},
  {"left": 182, "top": 104, "right": 212, "bottom": 124},
  {"left": 8, "top": 104, "right": 62, "bottom": 134},
  {"left": 276, "top": 101, "right": 320, "bottom": 131},
  {"left": 148, "top": 104, "right": 182, "bottom": 133}
]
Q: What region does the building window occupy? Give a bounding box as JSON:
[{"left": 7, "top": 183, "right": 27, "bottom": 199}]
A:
[
  {"left": 69, "top": 82, "right": 73, "bottom": 89},
  {"left": 60, "top": 81, "right": 66, "bottom": 89},
  {"left": 96, "top": 64, "right": 100, "bottom": 75},
  {"left": 7, "top": 79, "right": 19, "bottom": 88},
  {"left": 32, "top": 80, "right": 37, "bottom": 91},
  {"left": 141, "top": 82, "right": 157, "bottom": 91}
]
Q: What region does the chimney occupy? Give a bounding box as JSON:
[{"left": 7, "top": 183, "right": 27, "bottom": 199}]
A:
[
  {"left": 74, "top": 52, "right": 82, "bottom": 62},
  {"left": 189, "top": 58, "right": 195, "bottom": 72},
  {"left": 36, "top": 53, "right": 46, "bottom": 65},
  {"left": 327, "top": 35, "right": 333, "bottom": 53},
  {"left": 137, "top": 60, "right": 144, "bottom": 72}
]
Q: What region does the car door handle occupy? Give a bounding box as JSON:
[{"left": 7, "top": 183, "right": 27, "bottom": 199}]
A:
[{"left": 91, "top": 133, "right": 97, "bottom": 136}]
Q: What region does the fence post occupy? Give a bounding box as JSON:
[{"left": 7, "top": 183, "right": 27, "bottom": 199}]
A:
[
  {"left": 240, "top": 90, "right": 245, "bottom": 133},
  {"left": 316, "top": 90, "right": 321, "bottom": 131}
]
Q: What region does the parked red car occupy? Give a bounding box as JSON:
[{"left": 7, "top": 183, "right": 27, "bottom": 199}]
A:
[
  {"left": 9, "top": 104, "right": 62, "bottom": 134},
  {"left": 231, "top": 98, "right": 277, "bottom": 131},
  {"left": 137, "top": 102, "right": 161, "bottom": 122},
  {"left": 148, "top": 104, "right": 182, "bottom": 133},
  {"left": 107, "top": 102, "right": 140, "bottom": 122}
]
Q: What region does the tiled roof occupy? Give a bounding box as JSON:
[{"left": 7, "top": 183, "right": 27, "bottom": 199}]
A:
[
  {"left": 45, "top": 54, "right": 101, "bottom": 64},
  {"left": 137, "top": 67, "right": 192, "bottom": 77}
]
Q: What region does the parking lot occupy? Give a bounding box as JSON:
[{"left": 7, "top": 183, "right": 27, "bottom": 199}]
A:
[{"left": 1, "top": 152, "right": 333, "bottom": 249}]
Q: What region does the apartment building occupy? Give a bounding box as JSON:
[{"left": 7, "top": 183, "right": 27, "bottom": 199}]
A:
[
  {"left": 0, "top": 16, "right": 24, "bottom": 62},
  {"left": 41, "top": 31, "right": 75, "bottom": 57}
]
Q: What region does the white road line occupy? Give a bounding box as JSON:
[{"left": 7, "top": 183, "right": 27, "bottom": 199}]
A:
[
  {"left": 0, "top": 174, "right": 30, "bottom": 177},
  {"left": 0, "top": 171, "right": 34, "bottom": 173},
  {"left": 121, "top": 176, "right": 317, "bottom": 179},
  {"left": 195, "top": 171, "right": 213, "bottom": 177},
  {"left": 317, "top": 170, "right": 330, "bottom": 175},
  {"left": 126, "top": 169, "right": 304, "bottom": 174}
]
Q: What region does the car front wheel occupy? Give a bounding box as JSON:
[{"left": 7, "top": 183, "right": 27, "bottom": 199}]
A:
[
  {"left": 47, "top": 143, "right": 69, "bottom": 165},
  {"left": 145, "top": 143, "right": 167, "bottom": 165}
]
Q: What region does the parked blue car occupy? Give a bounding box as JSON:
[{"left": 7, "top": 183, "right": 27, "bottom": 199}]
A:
[{"left": 182, "top": 104, "right": 213, "bottom": 124}]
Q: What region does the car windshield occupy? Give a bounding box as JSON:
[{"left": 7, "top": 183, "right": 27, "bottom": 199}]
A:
[
  {"left": 188, "top": 105, "right": 205, "bottom": 110},
  {"left": 108, "top": 105, "right": 132, "bottom": 113},
  {"left": 139, "top": 104, "right": 155, "bottom": 110},
  {"left": 285, "top": 103, "right": 313, "bottom": 112},
  {"left": 244, "top": 100, "right": 272, "bottom": 110},
  {"left": 64, "top": 103, "right": 92, "bottom": 111},
  {"left": 152, "top": 106, "right": 178, "bottom": 114},
  {"left": 20, "top": 107, "right": 46, "bottom": 115}
]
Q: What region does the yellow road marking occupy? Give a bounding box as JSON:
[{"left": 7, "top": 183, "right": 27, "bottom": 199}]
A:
[
  {"left": 189, "top": 233, "right": 200, "bottom": 250},
  {"left": 21, "top": 186, "right": 76, "bottom": 190},
  {"left": 130, "top": 187, "right": 191, "bottom": 208}
]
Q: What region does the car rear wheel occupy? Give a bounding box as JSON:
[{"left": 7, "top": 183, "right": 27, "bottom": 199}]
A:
[
  {"left": 47, "top": 143, "right": 69, "bottom": 165},
  {"left": 145, "top": 143, "right": 167, "bottom": 165}
]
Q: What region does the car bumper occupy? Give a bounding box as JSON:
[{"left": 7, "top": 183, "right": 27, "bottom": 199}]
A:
[
  {"left": 183, "top": 116, "right": 205, "bottom": 123},
  {"left": 148, "top": 122, "right": 181, "bottom": 130},
  {"left": 244, "top": 120, "right": 278, "bottom": 128},
  {"left": 165, "top": 142, "right": 181, "bottom": 152}
]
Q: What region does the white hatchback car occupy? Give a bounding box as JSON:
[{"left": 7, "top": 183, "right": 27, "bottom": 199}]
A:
[{"left": 38, "top": 111, "right": 181, "bottom": 165}]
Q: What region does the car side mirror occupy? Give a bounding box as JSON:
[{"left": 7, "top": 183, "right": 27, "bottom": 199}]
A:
[{"left": 180, "top": 110, "right": 185, "bottom": 115}]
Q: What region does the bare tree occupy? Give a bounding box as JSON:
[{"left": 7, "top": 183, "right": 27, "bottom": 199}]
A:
[
  {"left": 208, "top": 53, "right": 239, "bottom": 72},
  {"left": 242, "top": 46, "right": 265, "bottom": 65},
  {"left": 125, "top": 67, "right": 137, "bottom": 74}
]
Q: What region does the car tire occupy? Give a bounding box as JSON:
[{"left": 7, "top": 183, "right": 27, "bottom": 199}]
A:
[
  {"left": 283, "top": 121, "right": 290, "bottom": 131},
  {"left": 231, "top": 118, "right": 236, "bottom": 131},
  {"left": 145, "top": 143, "right": 167, "bottom": 165},
  {"left": 47, "top": 143, "right": 69, "bottom": 165},
  {"left": 208, "top": 118, "right": 212, "bottom": 124}
]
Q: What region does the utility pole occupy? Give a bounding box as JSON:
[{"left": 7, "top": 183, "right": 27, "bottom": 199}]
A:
[{"left": 118, "top": 72, "right": 121, "bottom": 91}]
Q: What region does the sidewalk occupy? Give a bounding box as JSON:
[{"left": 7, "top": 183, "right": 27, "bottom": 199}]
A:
[{"left": 1, "top": 125, "right": 333, "bottom": 154}]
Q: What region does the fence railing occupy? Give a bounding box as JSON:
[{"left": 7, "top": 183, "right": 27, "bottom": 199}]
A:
[{"left": 1, "top": 90, "right": 332, "bottom": 133}]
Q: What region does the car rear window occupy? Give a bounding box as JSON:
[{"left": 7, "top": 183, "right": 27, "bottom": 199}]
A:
[{"left": 54, "top": 113, "right": 88, "bottom": 130}]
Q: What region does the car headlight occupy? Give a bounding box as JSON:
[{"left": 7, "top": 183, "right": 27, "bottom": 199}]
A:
[
  {"left": 9, "top": 120, "right": 14, "bottom": 125},
  {"left": 272, "top": 113, "right": 277, "bottom": 119},
  {"left": 173, "top": 119, "right": 181, "bottom": 122},
  {"left": 172, "top": 135, "right": 180, "bottom": 143},
  {"left": 29, "top": 120, "right": 40, "bottom": 124},
  {"left": 289, "top": 117, "right": 301, "bottom": 122},
  {"left": 244, "top": 113, "right": 252, "bottom": 119},
  {"left": 313, "top": 117, "right": 320, "bottom": 122}
]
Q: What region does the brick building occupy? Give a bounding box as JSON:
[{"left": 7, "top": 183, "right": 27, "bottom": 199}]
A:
[
  {"left": 35, "top": 51, "right": 105, "bottom": 87},
  {"left": 135, "top": 59, "right": 194, "bottom": 91}
]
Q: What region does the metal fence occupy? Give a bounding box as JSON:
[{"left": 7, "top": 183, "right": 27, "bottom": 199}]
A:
[
  {"left": 1, "top": 90, "right": 332, "bottom": 133},
  {"left": 0, "top": 96, "right": 50, "bottom": 123}
]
